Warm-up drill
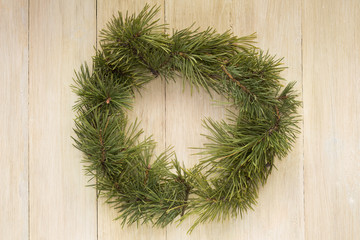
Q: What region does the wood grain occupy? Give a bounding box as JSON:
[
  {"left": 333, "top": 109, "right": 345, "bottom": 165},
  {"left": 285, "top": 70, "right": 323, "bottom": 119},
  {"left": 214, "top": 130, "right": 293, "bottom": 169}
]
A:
[
  {"left": 2, "top": 0, "right": 359, "bottom": 239},
  {"left": 96, "top": 1, "right": 166, "bottom": 239},
  {"left": 164, "top": 1, "right": 304, "bottom": 239},
  {"left": 0, "top": 0, "right": 28, "bottom": 239},
  {"left": 165, "top": 1, "right": 231, "bottom": 239},
  {"left": 29, "top": 0, "right": 97, "bottom": 239},
  {"left": 229, "top": 0, "right": 304, "bottom": 239},
  {"left": 303, "top": 0, "right": 360, "bottom": 239}
]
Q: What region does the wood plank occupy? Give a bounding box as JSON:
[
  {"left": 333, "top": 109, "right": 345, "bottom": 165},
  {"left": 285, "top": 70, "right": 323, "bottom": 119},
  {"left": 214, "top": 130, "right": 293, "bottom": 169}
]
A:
[
  {"left": 0, "top": 0, "right": 29, "bottom": 239},
  {"left": 228, "top": 0, "right": 304, "bottom": 239},
  {"left": 165, "top": 0, "right": 304, "bottom": 239},
  {"left": 303, "top": 0, "right": 360, "bottom": 239},
  {"left": 165, "top": 0, "right": 231, "bottom": 239},
  {"left": 96, "top": 1, "right": 166, "bottom": 239},
  {"left": 29, "top": 0, "right": 97, "bottom": 239},
  {"left": 4, "top": 0, "right": 360, "bottom": 238}
]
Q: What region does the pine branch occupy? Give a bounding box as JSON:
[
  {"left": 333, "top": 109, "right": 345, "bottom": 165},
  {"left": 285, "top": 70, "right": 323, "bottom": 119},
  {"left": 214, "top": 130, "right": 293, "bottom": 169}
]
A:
[
  {"left": 72, "top": 4, "right": 301, "bottom": 234},
  {"left": 220, "top": 64, "right": 251, "bottom": 94}
]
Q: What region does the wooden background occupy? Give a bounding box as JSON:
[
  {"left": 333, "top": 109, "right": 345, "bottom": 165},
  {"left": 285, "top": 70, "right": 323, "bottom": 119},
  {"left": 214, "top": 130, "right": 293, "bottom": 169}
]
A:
[{"left": 1, "top": 0, "right": 359, "bottom": 239}]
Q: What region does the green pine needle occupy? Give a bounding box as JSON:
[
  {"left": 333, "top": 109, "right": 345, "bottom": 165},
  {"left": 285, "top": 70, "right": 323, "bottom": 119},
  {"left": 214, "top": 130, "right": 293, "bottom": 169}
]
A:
[{"left": 72, "top": 4, "right": 301, "bottom": 234}]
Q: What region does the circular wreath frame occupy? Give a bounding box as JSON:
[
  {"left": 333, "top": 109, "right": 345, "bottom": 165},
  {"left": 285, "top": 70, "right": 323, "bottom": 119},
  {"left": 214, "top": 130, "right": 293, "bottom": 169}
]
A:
[{"left": 72, "top": 4, "right": 300, "bottom": 233}]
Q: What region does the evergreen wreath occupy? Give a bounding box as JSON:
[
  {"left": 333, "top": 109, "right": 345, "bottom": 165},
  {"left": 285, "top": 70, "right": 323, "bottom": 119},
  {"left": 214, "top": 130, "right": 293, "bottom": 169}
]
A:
[{"left": 72, "top": 4, "right": 300, "bottom": 233}]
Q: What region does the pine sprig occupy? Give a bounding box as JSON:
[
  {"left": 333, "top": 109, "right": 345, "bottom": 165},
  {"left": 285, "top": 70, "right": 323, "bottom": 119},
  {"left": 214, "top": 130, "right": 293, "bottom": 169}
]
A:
[{"left": 72, "top": 4, "right": 301, "bottom": 234}]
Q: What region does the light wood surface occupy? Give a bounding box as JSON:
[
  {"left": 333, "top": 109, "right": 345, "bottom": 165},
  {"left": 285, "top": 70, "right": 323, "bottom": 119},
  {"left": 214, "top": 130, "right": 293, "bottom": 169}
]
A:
[
  {"left": 29, "top": 0, "right": 97, "bottom": 239},
  {"left": 1, "top": 0, "right": 359, "bottom": 239},
  {"left": 303, "top": 0, "right": 360, "bottom": 239},
  {"left": 96, "top": 1, "right": 166, "bottom": 239},
  {"left": 165, "top": 1, "right": 231, "bottom": 239},
  {"left": 229, "top": 1, "right": 305, "bottom": 239},
  {"left": 0, "top": 1, "right": 28, "bottom": 239}
]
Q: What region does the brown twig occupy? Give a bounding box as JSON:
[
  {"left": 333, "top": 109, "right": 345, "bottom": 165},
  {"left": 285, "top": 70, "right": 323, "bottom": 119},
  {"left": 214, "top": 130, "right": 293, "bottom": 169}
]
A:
[
  {"left": 275, "top": 105, "right": 280, "bottom": 121},
  {"left": 181, "top": 184, "right": 191, "bottom": 217},
  {"left": 144, "top": 164, "right": 151, "bottom": 185},
  {"left": 96, "top": 118, "right": 125, "bottom": 193},
  {"left": 98, "top": 117, "right": 110, "bottom": 164},
  {"left": 277, "top": 95, "right": 288, "bottom": 100},
  {"left": 221, "top": 65, "right": 251, "bottom": 94},
  {"left": 158, "top": 54, "right": 174, "bottom": 69},
  {"left": 99, "top": 129, "right": 106, "bottom": 163},
  {"left": 174, "top": 176, "right": 192, "bottom": 217},
  {"left": 118, "top": 40, "right": 160, "bottom": 77},
  {"left": 268, "top": 105, "right": 281, "bottom": 134}
]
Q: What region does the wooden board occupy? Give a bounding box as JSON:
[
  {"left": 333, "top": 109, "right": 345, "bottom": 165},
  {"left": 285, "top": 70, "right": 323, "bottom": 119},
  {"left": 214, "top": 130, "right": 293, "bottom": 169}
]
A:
[
  {"left": 229, "top": 1, "right": 304, "bottom": 239},
  {"left": 303, "top": 0, "right": 360, "bottom": 239},
  {"left": 165, "top": 1, "right": 231, "bottom": 239},
  {"left": 1, "top": 0, "right": 359, "bottom": 239},
  {"left": 0, "top": 1, "right": 28, "bottom": 239},
  {"left": 29, "top": 0, "right": 97, "bottom": 239},
  {"left": 96, "top": 1, "right": 166, "bottom": 239},
  {"left": 164, "top": 0, "right": 304, "bottom": 239}
]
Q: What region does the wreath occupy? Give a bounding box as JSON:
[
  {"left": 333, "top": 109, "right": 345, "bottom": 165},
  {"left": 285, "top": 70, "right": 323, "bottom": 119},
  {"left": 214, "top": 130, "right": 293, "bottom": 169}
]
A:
[{"left": 72, "top": 5, "right": 300, "bottom": 233}]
